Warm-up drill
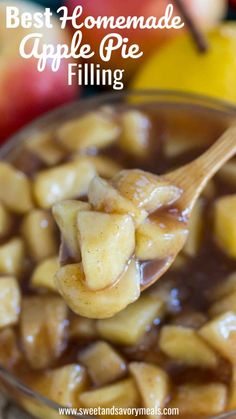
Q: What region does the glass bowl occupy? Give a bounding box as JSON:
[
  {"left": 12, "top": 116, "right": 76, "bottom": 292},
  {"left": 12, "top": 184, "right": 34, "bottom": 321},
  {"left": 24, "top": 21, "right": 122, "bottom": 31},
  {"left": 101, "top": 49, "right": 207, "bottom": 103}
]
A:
[{"left": 1, "top": 90, "right": 236, "bottom": 419}]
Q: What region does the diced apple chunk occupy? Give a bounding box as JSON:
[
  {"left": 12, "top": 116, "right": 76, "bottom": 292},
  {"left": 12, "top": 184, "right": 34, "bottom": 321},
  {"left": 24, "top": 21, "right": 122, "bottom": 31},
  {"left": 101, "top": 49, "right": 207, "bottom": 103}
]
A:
[
  {"left": 136, "top": 220, "right": 188, "bottom": 261},
  {"left": 163, "top": 113, "right": 212, "bottom": 158},
  {"left": 88, "top": 176, "right": 147, "bottom": 226},
  {"left": 79, "top": 378, "right": 140, "bottom": 409},
  {"left": 53, "top": 200, "right": 90, "bottom": 260},
  {"left": 57, "top": 111, "right": 120, "bottom": 151},
  {"left": 164, "top": 122, "right": 209, "bottom": 158},
  {"left": 26, "top": 132, "right": 65, "bottom": 166},
  {"left": 184, "top": 199, "right": 204, "bottom": 257},
  {"left": 159, "top": 325, "right": 218, "bottom": 368},
  {"left": 169, "top": 383, "right": 227, "bottom": 415},
  {"left": 21, "top": 210, "right": 58, "bottom": 262},
  {"left": 78, "top": 211, "right": 135, "bottom": 291},
  {"left": 164, "top": 135, "right": 197, "bottom": 158},
  {"left": 75, "top": 156, "right": 122, "bottom": 178},
  {"left": 129, "top": 362, "right": 169, "bottom": 417},
  {"left": 34, "top": 364, "right": 88, "bottom": 407},
  {"left": 214, "top": 195, "right": 236, "bottom": 258},
  {"left": 0, "top": 203, "right": 12, "bottom": 239},
  {"left": 79, "top": 341, "right": 126, "bottom": 386},
  {"left": 20, "top": 296, "right": 68, "bottom": 369},
  {"left": 97, "top": 295, "right": 164, "bottom": 345},
  {"left": 0, "top": 328, "right": 21, "bottom": 369},
  {"left": 119, "top": 111, "right": 150, "bottom": 157},
  {"left": 0, "top": 162, "right": 33, "bottom": 213},
  {"left": 55, "top": 261, "right": 140, "bottom": 319},
  {"left": 33, "top": 160, "right": 96, "bottom": 208},
  {"left": 31, "top": 257, "right": 59, "bottom": 292},
  {"left": 113, "top": 170, "right": 182, "bottom": 213},
  {"left": 0, "top": 277, "right": 21, "bottom": 329},
  {"left": 0, "top": 238, "right": 25, "bottom": 276},
  {"left": 209, "top": 291, "right": 236, "bottom": 317},
  {"left": 199, "top": 312, "right": 236, "bottom": 363}
]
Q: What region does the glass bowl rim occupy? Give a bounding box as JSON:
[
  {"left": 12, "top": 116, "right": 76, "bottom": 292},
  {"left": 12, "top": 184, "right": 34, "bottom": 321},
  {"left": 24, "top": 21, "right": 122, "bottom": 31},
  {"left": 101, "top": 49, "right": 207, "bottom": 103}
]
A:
[
  {"left": 2, "top": 89, "right": 236, "bottom": 158},
  {"left": 1, "top": 89, "right": 236, "bottom": 419}
]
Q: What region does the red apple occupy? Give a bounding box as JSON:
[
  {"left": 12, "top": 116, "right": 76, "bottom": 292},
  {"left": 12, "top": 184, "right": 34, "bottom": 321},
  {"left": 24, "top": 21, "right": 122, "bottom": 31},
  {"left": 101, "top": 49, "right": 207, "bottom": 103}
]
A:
[
  {"left": 66, "top": 0, "right": 227, "bottom": 80},
  {"left": 0, "top": 1, "right": 78, "bottom": 142}
]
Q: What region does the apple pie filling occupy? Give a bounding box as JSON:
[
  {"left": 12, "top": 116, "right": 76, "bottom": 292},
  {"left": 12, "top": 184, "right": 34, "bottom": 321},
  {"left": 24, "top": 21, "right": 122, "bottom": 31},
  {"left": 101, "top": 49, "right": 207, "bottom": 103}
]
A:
[{"left": 0, "top": 104, "right": 236, "bottom": 418}]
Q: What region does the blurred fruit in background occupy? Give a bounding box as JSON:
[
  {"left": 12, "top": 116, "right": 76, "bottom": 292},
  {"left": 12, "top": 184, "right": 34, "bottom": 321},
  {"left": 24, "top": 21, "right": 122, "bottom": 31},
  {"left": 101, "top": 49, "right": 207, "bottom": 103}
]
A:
[
  {"left": 66, "top": 0, "right": 227, "bottom": 81},
  {"left": 0, "top": 0, "right": 77, "bottom": 142},
  {"left": 229, "top": 0, "right": 236, "bottom": 7},
  {"left": 132, "top": 24, "right": 236, "bottom": 105}
]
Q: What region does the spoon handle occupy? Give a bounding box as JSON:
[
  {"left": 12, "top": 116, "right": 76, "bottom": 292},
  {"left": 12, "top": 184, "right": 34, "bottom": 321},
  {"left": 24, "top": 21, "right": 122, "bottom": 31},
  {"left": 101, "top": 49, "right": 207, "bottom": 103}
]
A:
[{"left": 166, "top": 124, "right": 236, "bottom": 216}]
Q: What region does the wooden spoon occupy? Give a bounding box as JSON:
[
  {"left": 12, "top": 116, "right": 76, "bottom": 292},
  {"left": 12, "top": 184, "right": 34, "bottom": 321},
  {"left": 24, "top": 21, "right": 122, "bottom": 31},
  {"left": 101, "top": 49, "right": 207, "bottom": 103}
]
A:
[{"left": 141, "top": 124, "right": 236, "bottom": 291}]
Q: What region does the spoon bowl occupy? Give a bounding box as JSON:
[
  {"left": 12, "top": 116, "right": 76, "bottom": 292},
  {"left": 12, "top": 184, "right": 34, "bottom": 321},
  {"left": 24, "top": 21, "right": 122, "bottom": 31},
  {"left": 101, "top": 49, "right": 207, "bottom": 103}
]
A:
[{"left": 141, "top": 124, "right": 236, "bottom": 291}]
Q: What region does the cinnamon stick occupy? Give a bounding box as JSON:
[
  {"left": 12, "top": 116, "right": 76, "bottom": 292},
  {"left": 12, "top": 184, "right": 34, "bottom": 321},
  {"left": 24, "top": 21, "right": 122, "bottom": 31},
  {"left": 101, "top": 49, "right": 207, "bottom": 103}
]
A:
[{"left": 174, "top": 0, "right": 209, "bottom": 53}]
